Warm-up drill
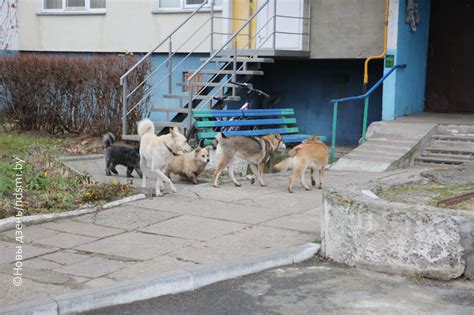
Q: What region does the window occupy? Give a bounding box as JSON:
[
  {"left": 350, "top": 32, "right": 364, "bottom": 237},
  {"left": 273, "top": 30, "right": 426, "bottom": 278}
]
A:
[
  {"left": 156, "top": 0, "right": 222, "bottom": 11},
  {"left": 43, "top": 0, "right": 106, "bottom": 13}
]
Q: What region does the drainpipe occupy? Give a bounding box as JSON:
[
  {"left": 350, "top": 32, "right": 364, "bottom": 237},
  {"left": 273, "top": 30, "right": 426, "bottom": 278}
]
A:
[{"left": 363, "top": 0, "right": 389, "bottom": 92}]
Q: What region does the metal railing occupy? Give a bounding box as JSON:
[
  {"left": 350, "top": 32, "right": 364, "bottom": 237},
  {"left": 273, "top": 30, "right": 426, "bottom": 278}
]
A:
[
  {"left": 120, "top": 1, "right": 211, "bottom": 136},
  {"left": 120, "top": 0, "right": 312, "bottom": 136},
  {"left": 184, "top": 0, "right": 312, "bottom": 130},
  {"left": 329, "top": 64, "right": 407, "bottom": 162}
]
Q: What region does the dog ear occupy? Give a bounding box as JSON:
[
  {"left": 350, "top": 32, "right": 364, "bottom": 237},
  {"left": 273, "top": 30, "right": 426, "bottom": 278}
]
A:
[{"left": 195, "top": 147, "right": 201, "bottom": 154}]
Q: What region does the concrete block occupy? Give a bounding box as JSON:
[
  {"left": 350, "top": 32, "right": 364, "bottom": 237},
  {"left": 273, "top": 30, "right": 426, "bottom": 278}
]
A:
[
  {"left": 0, "top": 298, "right": 58, "bottom": 315},
  {"left": 321, "top": 185, "right": 472, "bottom": 280}
]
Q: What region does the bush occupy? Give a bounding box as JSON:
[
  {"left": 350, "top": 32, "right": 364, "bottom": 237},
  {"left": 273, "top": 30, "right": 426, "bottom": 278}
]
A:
[{"left": 0, "top": 53, "right": 150, "bottom": 137}]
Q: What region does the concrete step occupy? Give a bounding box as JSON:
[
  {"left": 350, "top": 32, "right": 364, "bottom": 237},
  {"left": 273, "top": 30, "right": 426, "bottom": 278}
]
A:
[
  {"left": 436, "top": 124, "right": 474, "bottom": 136},
  {"left": 421, "top": 151, "right": 474, "bottom": 162},
  {"left": 424, "top": 147, "right": 474, "bottom": 156},
  {"left": 414, "top": 156, "right": 466, "bottom": 166},
  {"left": 187, "top": 69, "right": 264, "bottom": 76},
  {"left": 431, "top": 134, "right": 474, "bottom": 142},
  {"left": 430, "top": 140, "right": 474, "bottom": 151}
]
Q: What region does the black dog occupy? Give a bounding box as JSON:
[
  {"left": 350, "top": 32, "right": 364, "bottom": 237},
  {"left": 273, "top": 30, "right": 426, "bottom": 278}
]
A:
[{"left": 103, "top": 133, "right": 142, "bottom": 178}]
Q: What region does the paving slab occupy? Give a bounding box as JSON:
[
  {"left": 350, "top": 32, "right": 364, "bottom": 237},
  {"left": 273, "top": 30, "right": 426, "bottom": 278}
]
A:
[
  {"left": 73, "top": 206, "right": 179, "bottom": 230},
  {"left": 0, "top": 240, "right": 57, "bottom": 264},
  {"left": 40, "top": 220, "right": 124, "bottom": 238},
  {"left": 263, "top": 213, "right": 320, "bottom": 234},
  {"left": 140, "top": 215, "right": 248, "bottom": 241},
  {"left": 74, "top": 232, "right": 196, "bottom": 261},
  {"left": 0, "top": 273, "right": 67, "bottom": 307},
  {"left": 131, "top": 197, "right": 298, "bottom": 225},
  {"left": 168, "top": 225, "right": 315, "bottom": 265},
  {"left": 1, "top": 225, "right": 60, "bottom": 242},
  {"left": 53, "top": 256, "right": 129, "bottom": 278},
  {"left": 40, "top": 251, "right": 90, "bottom": 265},
  {"left": 108, "top": 255, "right": 195, "bottom": 282},
  {"left": 31, "top": 231, "right": 98, "bottom": 249}
]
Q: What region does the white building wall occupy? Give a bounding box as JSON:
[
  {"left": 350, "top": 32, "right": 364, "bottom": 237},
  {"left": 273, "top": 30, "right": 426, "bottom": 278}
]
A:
[
  {"left": 18, "top": 0, "right": 222, "bottom": 53},
  {"left": 1, "top": 0, "right": 18, "bottom": 50}
]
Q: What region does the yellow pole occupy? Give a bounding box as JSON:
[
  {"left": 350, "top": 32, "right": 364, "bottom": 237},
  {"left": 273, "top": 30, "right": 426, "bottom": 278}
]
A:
[{"left": 363, "top": 0, "right": 389, "bottom": 88}]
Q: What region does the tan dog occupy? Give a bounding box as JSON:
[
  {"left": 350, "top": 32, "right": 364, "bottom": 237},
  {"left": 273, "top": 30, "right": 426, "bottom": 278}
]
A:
[
  {"left": 138, "top": 119, "right": 192, "bottom": 196},
  {"left": 273, "top": 136, "right": 329, "bottom": 193},
  {"left": 213, "top": 133, "right": 285, "bottom": 187},
  {"left": 164, "top": 146, "right": 211, "bottom": 184}
]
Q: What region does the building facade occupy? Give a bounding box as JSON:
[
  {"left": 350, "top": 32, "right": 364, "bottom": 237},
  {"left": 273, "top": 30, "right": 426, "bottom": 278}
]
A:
[{"left": 2, "top": 0, "right": 472, "bottom": 144}]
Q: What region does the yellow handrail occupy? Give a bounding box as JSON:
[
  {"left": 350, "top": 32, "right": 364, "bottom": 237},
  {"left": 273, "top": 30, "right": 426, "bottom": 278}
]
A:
[{"left": 363, "top": 0, "right": 389, "bottom": 88}]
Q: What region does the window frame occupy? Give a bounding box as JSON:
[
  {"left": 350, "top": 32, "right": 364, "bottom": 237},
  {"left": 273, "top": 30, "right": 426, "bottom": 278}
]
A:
[
  {"left": 154, "top": 0, "right": 222, "bottom": 13},
  {"left": 41, "top": 0, "right": 106, "bottom": 14}
]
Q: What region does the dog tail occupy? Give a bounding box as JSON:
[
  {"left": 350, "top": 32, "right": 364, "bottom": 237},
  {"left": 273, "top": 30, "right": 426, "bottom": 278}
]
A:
[
  {"left": 138, "top": 119, "right": 155, "bottom": 138},
  {"left": 103, "top": 132, "right": 115, "bottom": 148},
  {"left": 272, "top": 157, "right": 292, "bottom": 173}
]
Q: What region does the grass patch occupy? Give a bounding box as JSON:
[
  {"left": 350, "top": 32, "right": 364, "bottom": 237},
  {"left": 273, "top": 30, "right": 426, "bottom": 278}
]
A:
[
  {"left": 0, "top": 132, "right": 134, "bottom": 219},
  {"left": 379, "top": 181, "right": 474, "bottom": 210}
]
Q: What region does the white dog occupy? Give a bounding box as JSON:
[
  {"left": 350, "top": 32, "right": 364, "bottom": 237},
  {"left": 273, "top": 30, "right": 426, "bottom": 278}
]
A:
[{"left": 138, "top": 119, "right": 191, "bottom": 196}]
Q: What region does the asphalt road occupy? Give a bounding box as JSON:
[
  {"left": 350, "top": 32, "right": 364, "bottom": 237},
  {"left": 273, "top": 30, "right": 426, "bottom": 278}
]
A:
[{"left": 84, "top": 257, "right": 474, "bottom": 315}]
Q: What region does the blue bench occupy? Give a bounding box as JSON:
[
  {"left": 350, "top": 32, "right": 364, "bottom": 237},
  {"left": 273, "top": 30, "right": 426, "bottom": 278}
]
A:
[{"left": 193, "top": 108, "right": 326, "bottom": 146}]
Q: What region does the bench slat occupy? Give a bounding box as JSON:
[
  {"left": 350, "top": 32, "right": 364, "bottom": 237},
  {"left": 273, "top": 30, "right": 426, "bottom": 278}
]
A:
[
  {"left": 282, "top": 134, "right": 327, "bottom": 143},
  {"left": 195, "top": 118, "right": 297, "bottom": 128},
  {"left": 193, "top": 108, "right": 295, "bottom": 118},
  {"left": 198, "top": 127, "right": 300, "bottom": 139}
]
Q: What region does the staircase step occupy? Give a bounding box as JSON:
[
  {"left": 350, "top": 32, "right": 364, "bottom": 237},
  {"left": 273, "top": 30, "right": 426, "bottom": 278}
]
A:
[
  {"left": 187, "top": 70, "right": 264, "bottom": 75},
  {"left": 431, "top": 134, "right": 474, "bottom": 142},
  {"left": 422, "top": 151, "right": 474, "bottom": 162},
  {"left": 414, "top": 156, "right": 466, "bottom": 165},
  {"left": 163, "top": 94, "right": 241, "bottom": 101},
  {"left": 200, "top": 57, "right": 274, "bottom": 63},
  {"left": 151, "top": 107, "right": 189, "bottom": 114},
  {"left": 424, "top": 147, "right": 474, "bottom": 156},
  {"left": 176, "top": 82, "right": 246, "bottom": 88}
]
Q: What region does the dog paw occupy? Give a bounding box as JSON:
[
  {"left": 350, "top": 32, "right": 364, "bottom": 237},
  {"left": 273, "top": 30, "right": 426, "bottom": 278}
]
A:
[
  {"left": 318, "top": 185, "right": 323, "bottom": 190},
  {"left": 260, "top": 183, "right": 267, "bottom": 187},
  {"left": 213, "top": 183, "right": 220, "bottom": 188},
  {"left": 234, "top": 182, "right": 242, "bottom": 187},
  {"left": 304, "top": 186, "right": 311, "bottom": 191},
  {"left": 311, "top": 179, "right": 316, "bottom": 186},
  {"left": 250, "top": 178, "right": 256, "bottom": 185},
  {"left": 171, "top": 187, "right": 177, "bottom": 193},
  {"left": 288, "top": 189, "right": 294, "bottom": 193}
]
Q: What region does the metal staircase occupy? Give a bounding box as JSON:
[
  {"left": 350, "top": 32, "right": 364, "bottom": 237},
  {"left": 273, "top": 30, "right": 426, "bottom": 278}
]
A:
[{"left": 120, "top": 0, "right": 311, "bottom": 140}]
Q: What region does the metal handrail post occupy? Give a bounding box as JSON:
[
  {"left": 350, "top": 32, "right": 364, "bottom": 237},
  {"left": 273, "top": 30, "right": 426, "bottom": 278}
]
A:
[
  {"left": 273, "top": 0, "right": 277, "bottom": 50},
  {"left": 233, "top": 42, "right": 237, "bottom": 96},
  {"left": 168, "top": 39, "right": 173, "bottom": 94},
  {"left": 120, "top": 1, "right": 207, "bottom": 84},
  {"left": 308, "top": 1, "right": 312, "bottom": 51},
  {"left": 210, "top": 0, "right": 214, "bottom": 52},
  {"left": 331, "top": 102, "right": 338, "bottom": 163},
  {"left": 122, "top": 81, "right": 128, "bottom": 137},
  {"left": 188, "top": 89, "right": 193, "bottom": 133},
  {"left": 362, "top": 96, "right": 369, "bottom": 143}
]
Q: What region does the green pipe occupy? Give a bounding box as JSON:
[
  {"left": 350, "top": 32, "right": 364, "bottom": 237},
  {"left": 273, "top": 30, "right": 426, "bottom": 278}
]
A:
[
  {"left": 331, "top": 102, "right": 338, "bottom": 163},
  {"left": 362, "top": 97, "right": 369, "bottom": 143}
]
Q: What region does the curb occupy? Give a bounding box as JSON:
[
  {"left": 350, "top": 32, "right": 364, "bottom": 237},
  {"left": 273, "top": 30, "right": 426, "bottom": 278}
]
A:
[
  {"left": 1, "top": 243, "right": 320, "bottom": 315},
  {"left": 0, "top": 194, "right": 146, "bottom": 233}
]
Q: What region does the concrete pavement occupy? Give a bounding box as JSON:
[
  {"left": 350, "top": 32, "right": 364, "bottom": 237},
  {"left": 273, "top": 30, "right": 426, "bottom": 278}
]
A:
[{"left": 0, "top": 155, "right": 428, "bottom": 309}]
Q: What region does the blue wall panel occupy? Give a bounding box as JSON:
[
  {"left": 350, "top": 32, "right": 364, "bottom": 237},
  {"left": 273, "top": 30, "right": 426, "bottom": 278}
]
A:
[
  {"left": 383, "top": 0, "right": 431, "bottom": 120},
  {"left": 246, "top": 59, "right": 383, "bottom": 145}
]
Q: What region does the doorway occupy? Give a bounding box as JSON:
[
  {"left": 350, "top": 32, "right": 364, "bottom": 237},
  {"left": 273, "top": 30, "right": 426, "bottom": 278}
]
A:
[{"left": 425, "top": 0, "right": 474, "bottom": 113}]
